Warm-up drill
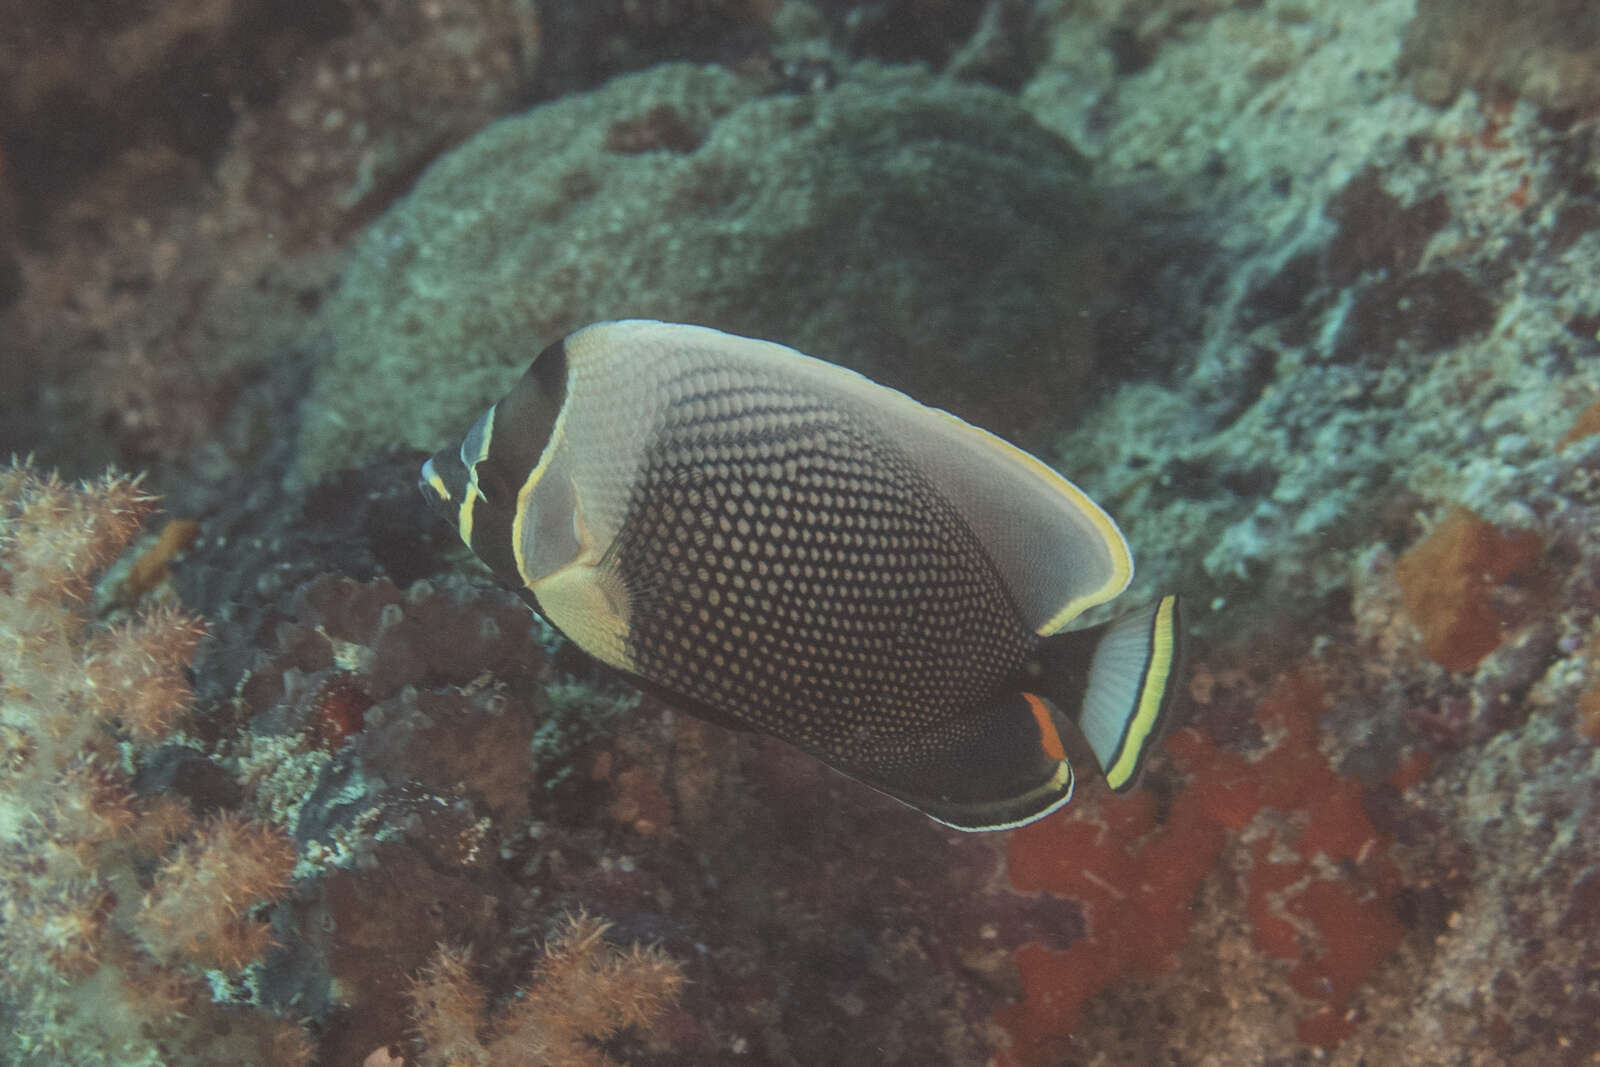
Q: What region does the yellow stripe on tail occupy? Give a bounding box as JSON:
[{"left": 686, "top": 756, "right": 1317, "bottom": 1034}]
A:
[
  {"left": 1070, "top": 594, "right": 1183, "bottom": 792},
  {"left": 1103, "top": 595, "right": 1181, "bottom": 790}
]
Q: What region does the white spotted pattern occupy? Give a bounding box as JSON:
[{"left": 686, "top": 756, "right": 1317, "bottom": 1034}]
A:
[{"left": 610, "top": 365, "right": 1033, "bottom": 784}]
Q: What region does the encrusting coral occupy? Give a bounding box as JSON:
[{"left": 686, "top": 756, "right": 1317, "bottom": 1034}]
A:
[
  {"left": 0, "top": 460, "right": 309, "bottom": 1066},
  {"left": 999, "top": 669, "right": 1410, "bottom": 1062},
  {"left": 1393, "top": 507, "right": 1542, "bottom": 673},
  {"left": 406, "top": 911, "right": 686, "bottom": 1067}
]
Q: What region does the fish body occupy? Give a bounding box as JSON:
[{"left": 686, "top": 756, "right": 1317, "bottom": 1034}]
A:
[{"left": 421, "top": 320, "right": 1181, "bottom": 830}]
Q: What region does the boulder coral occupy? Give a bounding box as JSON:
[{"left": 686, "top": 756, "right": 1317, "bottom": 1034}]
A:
[{"left": 297, "top": 61, "right": 1106, "bottom": 479}]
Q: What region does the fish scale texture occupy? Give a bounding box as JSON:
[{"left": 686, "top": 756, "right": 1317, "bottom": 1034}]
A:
[{"left": 613, "top": 369, "right": 1031, "bottom": 779}]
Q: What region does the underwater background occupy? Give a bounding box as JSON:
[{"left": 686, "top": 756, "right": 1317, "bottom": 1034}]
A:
[{"left": 2, "top": 1, "right": 1599, "bottom": 1064}]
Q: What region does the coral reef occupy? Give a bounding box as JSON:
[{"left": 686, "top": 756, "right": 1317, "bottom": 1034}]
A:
[
  {"left": 532, "top": 0, "right": 777, "bottom": 95},
  {"left": 223, "top": 0, "right": 542, "bottom": 251},
  {"left": 1393, "top": 507, "right": 1542, "bottom": 672},
  {"left": 0, "top": 0, "right": 352, "bottom": 472},
  {"left": 0, "top": 0, "right": 542, "bottom": 476},
  {"left": 137, "top": 811, "right": 298, "bottom": 971},
  {"left": 5, "top": 0, "right": 1600, "bottom": 1064},
  {"left": 407, "top": 912, "right": 685, "bottom": 1067},
  {"left": 0, "top": 0, "right": 350, "bottom": 225},
  {"left": 985, "top": 427, "right": 1600, "bottom": 1064},
  {"left": 1025, "top": 0, "right": 1599, "bottom": 635},
  {"left": 0, "top": 461, "right": 308, "bottom": 1065},
  {"left": 294, "top": 59, "right": 1105, "bottom": 480},
  {"left": 158, "top": 455, "right": 1084, "bottom": 1065},
  {"left": 1402, "top": 0, "right": 1600, "bottom": 110},
  {"left": 186, "top": 564, "right": 559, "bottom": 1062},
  {"left": 1345, "top": 434, "right": 1600, "bottom": 1066}
]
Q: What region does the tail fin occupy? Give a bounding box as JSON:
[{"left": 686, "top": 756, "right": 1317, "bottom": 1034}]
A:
[{"left": 1040, "top": 594, "right": 1182, "bottom": 792}]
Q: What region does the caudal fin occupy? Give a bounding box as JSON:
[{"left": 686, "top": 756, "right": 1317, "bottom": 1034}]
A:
[
  {"left": 865, "top": 596, "right": 1180, "bottom": 828},
  {"left": 1044, "top": 594, "right": 1182, "bottom": 792}
]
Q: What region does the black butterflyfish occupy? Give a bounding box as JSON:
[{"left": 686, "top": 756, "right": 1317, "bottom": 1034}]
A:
[{"left": 420, "top": 320, "right": 1182, "bottom": 831}]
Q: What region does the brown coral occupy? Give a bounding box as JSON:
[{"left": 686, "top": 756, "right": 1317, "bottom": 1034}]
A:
[
  {"left": 410, "top": 945, "right": 491, "bottom": 1067},
  {"left": 139, "top": 812, "right": 297, "bottom": 971},
  {"left": 1, "top": 463, "right": 152, "bottom": 604},
  {"left": 83, "top": 602, "right": 205, "bottom": 740},
  {"left": 409, "top": 912, "right": 686, "bottom": 1067},
  {"left": 0, "top": 460, "right": 311, "bottom": 1065},
  {"left": 1559, "top": 395, "right": 1600, "bottom": 448},
  {"left": 1403, "top": 0, "right": 1600, "bottom": 110},
  {"left": 1393, "top": 507, "right": 1541, "bottom": 672}
]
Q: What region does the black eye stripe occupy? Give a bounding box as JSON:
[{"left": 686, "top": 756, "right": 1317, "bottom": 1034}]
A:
[
  {"left": 468, "top": 338, "right": 568, "bottom": 511},
  {"left": 422, "top": 450, "right": 471, "bottom": 510},
  {"left": 472, "top": 461, "right": 517, "bottom": 505}
]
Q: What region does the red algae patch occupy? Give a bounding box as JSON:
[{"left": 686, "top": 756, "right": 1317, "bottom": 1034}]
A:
[
  {"left": 1393, "top": 507, "right": 1541, "bottom": 672},
  {"left": 1001, "top": 789, "right": 1226, "bottom": 1062},
  {"left": 998, "top": 671, "right": 1409, "bottom": 1064}
]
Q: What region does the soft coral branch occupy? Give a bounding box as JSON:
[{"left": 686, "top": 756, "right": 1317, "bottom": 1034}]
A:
[
  {"left": 0, "top": 459, "right": 311, "bottom": 1064},
  {"left": 409, "top": 912, "right": 686, "bottom": 1067},
  {"left": 1, "top": 464, "right": 152, "bottom": 608},
  {"left": 84, "top": 602, "right": 205, "bottom": 739},
  {"left": 138, "top": 811, "right": 297, "bottom": 971},
  {"left": 410, "top": 945, "right": 491, "bottom": 1067}
]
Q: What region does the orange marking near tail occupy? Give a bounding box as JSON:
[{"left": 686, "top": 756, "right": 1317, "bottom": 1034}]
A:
[{"left": 1023, "top": 693, "right": 1066, "bottom": 761}]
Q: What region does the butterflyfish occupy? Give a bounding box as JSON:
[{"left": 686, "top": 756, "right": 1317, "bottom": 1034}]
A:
[{"left": 420, "top": 320, "right": 1181, "bottom": 831}]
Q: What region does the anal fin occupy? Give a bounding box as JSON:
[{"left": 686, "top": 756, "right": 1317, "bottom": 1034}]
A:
[{"left": 858, "top": 692, "right": 1078, "bottom": 832}]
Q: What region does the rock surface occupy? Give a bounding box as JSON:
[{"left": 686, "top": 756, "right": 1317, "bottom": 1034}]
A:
[{"left": 295, "top": 61, "right": 1104, "bottom": 479}]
